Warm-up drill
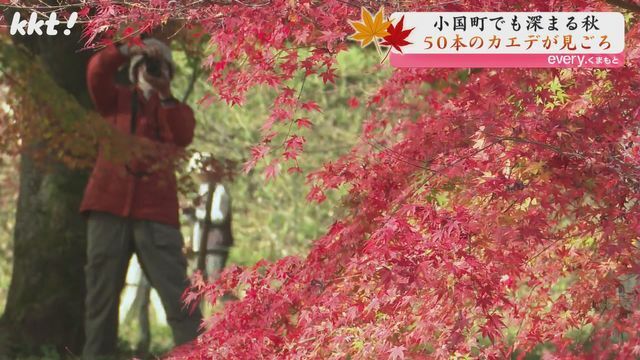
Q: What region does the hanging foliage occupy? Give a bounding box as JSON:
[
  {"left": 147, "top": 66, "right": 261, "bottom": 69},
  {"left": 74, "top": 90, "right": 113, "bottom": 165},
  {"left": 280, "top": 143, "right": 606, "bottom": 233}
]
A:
[{"left": 3, "top": 0, "right": 640, "bottom": 358}]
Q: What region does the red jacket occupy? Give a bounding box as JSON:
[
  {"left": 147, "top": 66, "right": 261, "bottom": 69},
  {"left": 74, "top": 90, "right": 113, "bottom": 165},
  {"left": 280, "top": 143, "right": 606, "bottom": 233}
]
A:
[{"left": 80, "top": 45, "right": 195, "bottom": 227}]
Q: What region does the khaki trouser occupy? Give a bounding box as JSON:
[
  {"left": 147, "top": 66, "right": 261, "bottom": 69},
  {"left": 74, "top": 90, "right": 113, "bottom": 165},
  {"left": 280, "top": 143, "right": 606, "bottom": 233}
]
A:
[{"left": 82, "top": 211, "right": 202, "bottom": 359}]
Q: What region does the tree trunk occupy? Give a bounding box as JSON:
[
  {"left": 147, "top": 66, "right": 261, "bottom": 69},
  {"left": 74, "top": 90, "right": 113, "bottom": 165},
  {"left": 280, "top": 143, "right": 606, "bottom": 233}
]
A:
[
  {"left": 1, "top": 158, "right": 89, "bottom": 356},
  {"left": 0, "top": 20, "right": 92, "bottom": 357}
]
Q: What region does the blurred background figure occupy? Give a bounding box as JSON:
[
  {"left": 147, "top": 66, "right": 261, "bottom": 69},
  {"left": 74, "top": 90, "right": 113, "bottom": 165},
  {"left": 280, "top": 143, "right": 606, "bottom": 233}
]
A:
[
  {"left": 185, "top": 152, "right": 236, "bottom": 281},
  {"left": 191, "top": 182, "right": 234, "bottom": 280}
]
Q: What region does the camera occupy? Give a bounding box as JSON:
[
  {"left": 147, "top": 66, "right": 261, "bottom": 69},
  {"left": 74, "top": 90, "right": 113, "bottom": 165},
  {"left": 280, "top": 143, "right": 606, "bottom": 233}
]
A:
[{"left": 143, "top": 55, "right": 164, "bottom": 78}]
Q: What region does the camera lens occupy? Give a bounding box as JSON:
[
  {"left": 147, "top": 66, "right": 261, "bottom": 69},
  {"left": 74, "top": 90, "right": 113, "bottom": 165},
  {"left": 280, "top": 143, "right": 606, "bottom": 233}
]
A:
[{"left": 144, "top": 56, "right": 163, "bottom": 78}]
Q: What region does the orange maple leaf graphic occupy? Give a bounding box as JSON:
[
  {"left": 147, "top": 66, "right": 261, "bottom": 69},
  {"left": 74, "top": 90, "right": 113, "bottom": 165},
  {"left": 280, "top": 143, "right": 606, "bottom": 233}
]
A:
[{"left": 349, "top": 7, "right": 391, "bottom": 47}]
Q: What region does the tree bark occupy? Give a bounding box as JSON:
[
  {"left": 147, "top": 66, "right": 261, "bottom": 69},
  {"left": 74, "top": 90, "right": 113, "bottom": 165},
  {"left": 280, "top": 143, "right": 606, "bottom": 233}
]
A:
[{"left": 0, "top": 16, "right": 92, "bottom": 357}]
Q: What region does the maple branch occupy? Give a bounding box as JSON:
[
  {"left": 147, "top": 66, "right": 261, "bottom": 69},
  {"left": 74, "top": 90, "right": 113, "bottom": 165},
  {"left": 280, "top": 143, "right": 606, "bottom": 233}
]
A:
[
  {"left": 383, "top": 140, "right": 500, "bottom": 217},
  {"left": 365, "top": 139, "right": 435, "bottom": 172},
  {"left": 281, "top": 72, "right": 308, "bottom": 148},
  {"left": 492, "top": 135, "right": 584, "bottom": 159},
  {"left": 231, "top": 0, "right": 272, "bottom": 8},
  {"left": 180, "top": 42, "right": 204, "bottom": 103},
  {"left": 182, "top": 62, "right": 201, "bottom": 104},
  {"left": 509, "top": 283, "right": 539, "bottom": 356},
  {"left": 526, "top": 228, "right": 594, "bottom": 265},
  {"left": 0, "top": 0, "right": 273, "bottom": 24},
  {"left": 334, "top": 0, "right": 368, "bottom": 8},
  {"left": 605, "top": 0, "right": 640, "bottom": 12},
  {"left": 495, "top": 135, "right": 640, "bottom": 191}
]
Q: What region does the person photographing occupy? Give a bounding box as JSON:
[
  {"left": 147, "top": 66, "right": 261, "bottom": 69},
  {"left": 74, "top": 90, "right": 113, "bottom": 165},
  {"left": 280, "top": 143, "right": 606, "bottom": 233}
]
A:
[{"left": 81, "top": 38, "right": 202, "bottom": 358}]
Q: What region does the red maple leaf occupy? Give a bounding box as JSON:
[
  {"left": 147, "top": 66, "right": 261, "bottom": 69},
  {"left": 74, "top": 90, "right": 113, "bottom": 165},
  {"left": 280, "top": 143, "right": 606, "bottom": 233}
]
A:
[
  {"left": 389, "top": 345, "right": 406, "bottom": 360},
  {"left": 77, "top": 6, "right": 90, "bottom": 18},
  {"left": 380, "top": 16, "right": 413, "bottom": 53},
  {"left": 264, "top": 160, "right": 280, "bottom": 181},
  {"left": 296, "top": 118, "right": 313, "bottom": 129},
  {"left": 301, "top": 101, "right": 322, "bottom": 112},
  {"left": 320, "top": 67, "right": 337, "bottom": 84}
]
